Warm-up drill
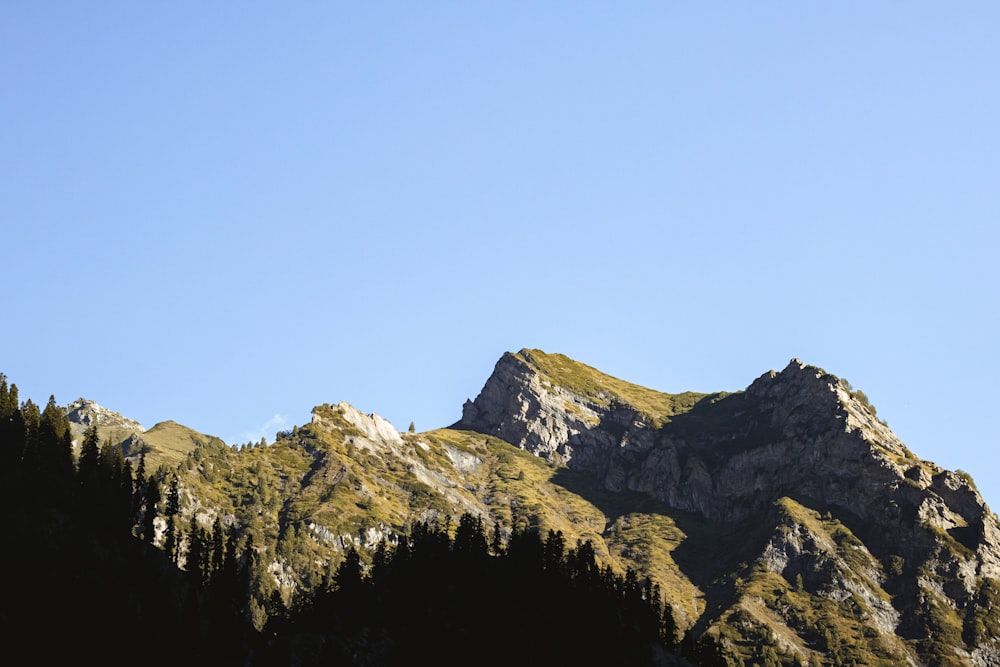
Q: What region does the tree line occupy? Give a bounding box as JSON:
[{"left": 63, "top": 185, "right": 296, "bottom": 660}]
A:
[
  {"left": 263, "top": 513, "right": 677, "bottom": 664},
  {"left": 0, "top": 376, "right": 256, "bottom": 663},
  {"left": 1, "top": 374, "right": 681, "bottom": 665}
]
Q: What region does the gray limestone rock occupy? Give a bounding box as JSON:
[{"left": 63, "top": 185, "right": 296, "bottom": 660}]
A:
[{"left": 457, "top": 349, "right": 1000, "bottom": 658}]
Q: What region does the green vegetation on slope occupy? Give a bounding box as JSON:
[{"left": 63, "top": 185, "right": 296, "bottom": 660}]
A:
[
  {"left": 516, "top": 348, "right": 709, "bottom": 425},
  {"left": 172, "top": 402, "right": 726, "bottom": 629},
  {"left": 142, "top": 420, "right": 227, "bottom": 469},
  {"left": 697, "top": 497, "right": 916, "bottom": 666}
]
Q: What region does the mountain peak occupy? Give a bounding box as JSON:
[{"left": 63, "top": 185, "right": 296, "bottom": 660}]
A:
[
  {"left": 450, "top": 349, "right": 1000, "bottom": 663},
  {"left": 64, "top": 397, "right": 144, "bottom": 433},
  {"left": 459, "top": 349, "right": 992, "bottom": 520},
  {"left": 322, "top": 400, "right": 403, "bottom": 447}
]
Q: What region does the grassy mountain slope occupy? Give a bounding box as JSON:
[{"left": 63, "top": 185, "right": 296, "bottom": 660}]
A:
[
  {"left": 107, "top": 350, "right": 1000, "bottom": 665},
  {"left": 141, "top": 420, "right": 227, "bottom": 469},
  {"left": 167, "top": 402, "right": 925, "bottom": 659},
  {"left": 172, "top": 402, "right": 710, "bottom": 613},
  {"left": 516, "top": 348, "right": 711, "bottom": 426}
]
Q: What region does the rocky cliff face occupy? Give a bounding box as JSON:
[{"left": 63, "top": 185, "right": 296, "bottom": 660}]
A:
[
  {"left": 65, "top": 397, "right": 144, "bottom": 432},
  {"left": 458, "top": 352, "right": 997, "bottom": 555},
  {"left": 457, "top": 349, "right": 1000, "bottom": 665},
  {"left": 63, "top": 397, "right": 145, "bottom": 452}
]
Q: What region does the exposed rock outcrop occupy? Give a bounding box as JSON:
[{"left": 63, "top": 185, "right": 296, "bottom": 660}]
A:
[
  {"left": 457, "top": 348, "right": 1000, "bottom": 664},
  {"left": 64, "top": 397, "right": 144, "bottom": 432},
  {"left": 459, "top": 353, "right": 996, "bottom": 545},
  {"left": 63, "top": 397, "right": 146, "bottom": 453}
]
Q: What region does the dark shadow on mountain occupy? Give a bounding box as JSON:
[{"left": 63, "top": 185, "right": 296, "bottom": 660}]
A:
[
  {"left": 550, "top": 464, "right": 775, "bottom": 631},
  {"left": 513, "top": 391, "right": 787, "bottom": 631},
  {"left": 660, "top": 391, "right": 783, "bottom": 464}
]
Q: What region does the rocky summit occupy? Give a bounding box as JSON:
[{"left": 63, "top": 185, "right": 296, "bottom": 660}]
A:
[
  {"left": 63, "top": 397, "right": 145, "bottom": 453},
  {"left": 456, "top": 350, "right": 1000, "bottom": 665},
  {"left": 460, "top": 351, "right": 997, "bottom": 547},
  {"left": 65, "top": 397, "right": 144, "bottom": 432}
]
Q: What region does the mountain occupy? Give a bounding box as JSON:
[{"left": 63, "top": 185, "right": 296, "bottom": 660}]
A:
[
  {"left": 456, "top": 350, "right": 1000, "bottom": 664},
  {"left": 64, "top": 399, "right": 227, "bottom": 470},
  {"left": 39, "top": 350, "right": 1000, "bottom": 665},
  {"left": 137, "top": 419, "right": 228, "bottom": 468},
  {"left": 64, "top": 397, "right": 144, "bottom": 450}
]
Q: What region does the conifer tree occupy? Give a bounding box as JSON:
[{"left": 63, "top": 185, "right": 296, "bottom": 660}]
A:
[
  {"left": 661, "top": 596, "right": 678, "bottom": 647},
  {"left": 453, "top": 513, "right": 487, "bottom": 556},
  {"left": 188, "top": 515, "right": 211, "bottom": 584},
  {"left": 77, "top": 425, "right": 101, "bottom": 484},
  {"left": 134, "top": 452, "right": 146, "bottom": 491},
  {"left": 100, "top": 438, "right": 125, "bottom": 485},
  {"left": 40, "top": 395, "right": 71, "bottom": 440},
  {"left": 543, "top": 529, "right": 566, "bottom": 571},
  {"left": 218, "top": 528, "right": 242, "bottom": 599},
  {"left": 22, "top": 396, "right": 74, "bottom": 506},
  {"left": 142, "top": 476, "right": 161, "bottom": 544},
  {"left": 163, "top": 474, "right": 181, "bottom": 552},
  {"left": 0, "top": 375, "right": 14, "bottom": 420},
  {"left": 18, "top": 399, "right": 41, "bottom": 506},
  {"left": 490, "top": 522, "right": 505, "bottom": 556},
  {"left": 0, "top": 377, "right": 25, "bottom": 506},
  {"left": 165, "top": 515, "right": 181, "bottom": 564},
  {"left": 21, "top": 399, "right": 40, "bottom": 433},
  {"left": 117, "top": 458, "right": 134, "bottom": 533},
  {"left": 0, "top": 377, "right": 24, "bottom": 468},
  {"left": 333, "top": 547, "right": 364, "bottom": 597},
  {"left": 75, "top": 424, "right": 104, "bottom": 523},
  {"left": 211, "top": 516, "right": 226, "bottom": 579},
  {"left": 167, "top": 473, "right": 181, "bottom": 517},
  {"left": 132, "top": 453, "right": 147, "bottom": 524}
]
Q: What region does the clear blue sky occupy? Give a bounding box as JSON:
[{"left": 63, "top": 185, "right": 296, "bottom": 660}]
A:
[{"left": 3, "top": 4, "right": 998, "bottom": 509}]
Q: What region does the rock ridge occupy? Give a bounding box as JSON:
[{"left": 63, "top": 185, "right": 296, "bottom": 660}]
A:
[
  {"left": 455, "top": 349, "right": 1000, "bottom": 663},
  {"left": 456, "top": 349, "right": 999, "bottom": 564}
]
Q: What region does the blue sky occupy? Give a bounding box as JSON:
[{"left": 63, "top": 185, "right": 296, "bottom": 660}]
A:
[{"left": 2, "top": 4, "right": 998, "bottom": 509}]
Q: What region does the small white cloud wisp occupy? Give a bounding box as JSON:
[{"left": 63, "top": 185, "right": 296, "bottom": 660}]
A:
[{"left": 237, "top": 413, "right": 289, "bottom": 447}]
